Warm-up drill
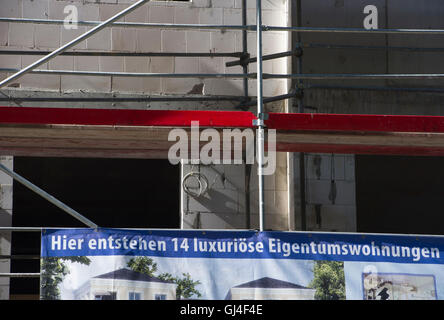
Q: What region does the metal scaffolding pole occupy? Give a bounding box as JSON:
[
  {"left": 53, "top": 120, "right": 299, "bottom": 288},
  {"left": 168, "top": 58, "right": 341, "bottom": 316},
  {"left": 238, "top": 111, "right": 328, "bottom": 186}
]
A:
[
  {"left": 0, "top": 96, "right": 245, "bottom": 103},
  {"left": 0, "top": 50, "right": 243, "bottom": 58},
  {"left": 0, "top": 164, "right": 98, "bottom": 229},
  {"left": 256, "top": 0, "right": 266, "bottom": 232},
  {"left": 0, "top": 0, "right": 150, "bottom": 89},
  {"left": 0, "top": 17, "right": 251, "bottom": 31},
  {"left": 3, "top": 68, "right": 444, "bottom": 80},
  {"left": 4, "top": 17, "right": 444, "bottom": 35},
  {"left": 241, "top": 0, "right": 249, "bottom": 102},
  {"left": 264, "top": 25, "right": 444, "bottom": 35},
  {"left": 0, "top": 273, "right": 40, "bottom": 278},
  {"left": 292, "top": 0, "right": 307, "bottom": 232},
  {"left": 0, "top": 68, "right": 251, "bottom": 78}
]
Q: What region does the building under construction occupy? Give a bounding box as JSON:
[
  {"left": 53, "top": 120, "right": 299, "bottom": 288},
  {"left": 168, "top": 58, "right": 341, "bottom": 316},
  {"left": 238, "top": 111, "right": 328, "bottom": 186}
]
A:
[{"left": 1, "top": 0, "right": 444, "bottom": 300}]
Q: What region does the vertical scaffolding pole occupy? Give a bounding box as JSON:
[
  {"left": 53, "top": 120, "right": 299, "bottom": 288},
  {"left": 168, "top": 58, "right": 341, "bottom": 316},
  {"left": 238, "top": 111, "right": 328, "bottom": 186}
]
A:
[
  {"left": 242, "top": 0, "right": 249, "bottom": 101},
  {"left": 256, "top": 0, "right": 266, "bottom": 231},
  {"left": 292, "top": 0, "right": 307, "bottom": 231},
  {"left": 0, "top": 0, "right": 150, "bottom": 89}
]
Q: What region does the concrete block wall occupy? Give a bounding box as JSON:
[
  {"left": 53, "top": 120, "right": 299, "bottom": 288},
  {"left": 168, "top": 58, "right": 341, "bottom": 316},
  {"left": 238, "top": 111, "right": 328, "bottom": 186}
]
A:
[
  {"left": 181, "top": 151, "right": 291, "bottom": 231},
  {"left": 298, "top": 0, "right": 444, "bottom": 88},
  {"left": 0, "top": 156, "right": 13, "bottom": 300},
  {"left": 181, "top": 163, "right": 248, "bottom": 229},
  {"left": 0, "top": 0, "right": 290, "bottom": 97},
  {"left": 292, "top": 153, "right": 356, "bottom": 232}
]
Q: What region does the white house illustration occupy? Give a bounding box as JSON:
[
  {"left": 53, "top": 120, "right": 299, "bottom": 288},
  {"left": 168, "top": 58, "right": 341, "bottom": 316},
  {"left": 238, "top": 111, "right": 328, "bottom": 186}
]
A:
[
  {"left": 73, "top": 268, "right": 177, "bottom": 300},
  {"left": 226, "top": 277, "right": 316, "bottom": 300}
]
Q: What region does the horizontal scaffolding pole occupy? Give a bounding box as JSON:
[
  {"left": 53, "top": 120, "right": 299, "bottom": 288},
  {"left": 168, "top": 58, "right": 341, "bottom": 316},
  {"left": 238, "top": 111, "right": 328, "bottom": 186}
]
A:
[
  {"left": 0, "top": 227, "right": 43, "bottom": 232},
  {"left": 0, "top": 273, "right": 40, "bottom": 278},
  {"left": 301, "top": 43, "right": 444, "bottom": 53},
  {"left": 0, "top": 50, "right": 243, "bottom": 58},
  {"left": 0, "top": 17, "right": 251, "bottom": 31},
  {"left": 0, "top": 68, "right": 250, "bottom": 79},
  {"left": 265, "top": 25, "right": 444, "bottom": 35},
  {"left": 2, "top": 69, "right": 444, "bottom": 80},
  {"left": 304, "top": 84, "right": 444, "bottom": 94},
  {"left": 0, "top": 96, "right": 245, "bottom": 103},
  {"left": 262, "top": 73, "right": 444, "bottom": 80},
  {"left": 0, "top": 255, "right": 40, "bottom": 260},
  {"left": 3, "top": 18, "right": 444, "bottom": 35}
]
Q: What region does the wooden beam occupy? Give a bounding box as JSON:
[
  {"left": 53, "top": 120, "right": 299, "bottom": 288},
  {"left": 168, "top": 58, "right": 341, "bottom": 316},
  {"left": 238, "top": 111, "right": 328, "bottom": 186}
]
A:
[{"left": 1, "top": 106, "right": 444, "bottom": 158}]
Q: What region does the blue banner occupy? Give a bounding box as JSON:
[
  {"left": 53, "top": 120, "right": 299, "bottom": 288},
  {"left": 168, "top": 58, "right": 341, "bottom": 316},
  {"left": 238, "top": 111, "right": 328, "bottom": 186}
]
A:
[
  {"left": 42, "top": 228, "right": 444, "bottom": 264},
  {"left": 40, "top": 229, "right": 444, "bottom": 300}
]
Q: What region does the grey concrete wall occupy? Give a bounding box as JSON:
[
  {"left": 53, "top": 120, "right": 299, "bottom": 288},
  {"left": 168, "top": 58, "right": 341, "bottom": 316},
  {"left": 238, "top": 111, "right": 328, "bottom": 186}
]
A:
[
  {"left": 0, "top": 0, "right": 290, "bottom": 97},
  {"left": 299, "top": 0, "right": 444, "bottom": 88},
  {"left": 290, "top": 0, "right": 444, "bottom": 233}
]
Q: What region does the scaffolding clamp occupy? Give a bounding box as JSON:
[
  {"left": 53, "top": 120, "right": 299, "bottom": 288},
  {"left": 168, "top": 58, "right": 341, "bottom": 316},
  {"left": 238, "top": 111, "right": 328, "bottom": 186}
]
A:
[
  {"left": 294, "top": 43, "right": 303, "bottom": 58},
  {"left": 253, "top": 112, "right": 269, "bottom": 127}
]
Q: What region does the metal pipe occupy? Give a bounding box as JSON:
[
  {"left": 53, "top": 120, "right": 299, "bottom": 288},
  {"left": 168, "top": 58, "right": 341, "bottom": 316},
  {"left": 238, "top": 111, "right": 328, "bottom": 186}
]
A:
[
  {"left": 0, "top": 255, "right": 40, "bottom": 260},
  {"left": 0, "top": 0, "right": 150, "bottom": 89},
  {"left": 0, "top": 164, "right": 98, "bottom": 229},
  {"left": 303, "top": 84, "right": 444, "bottom": 93},
  {"left": 241, "top": 0, "right": 249, "bottom": 102},
  {"left": 292, "top": 0, "right": 307, "bottom": 232},
  {"left": 0, "top": 50, "right": 242, "bottom": 58},
  {"left": 256, "top": 0, "right": 265, "bottom": 232},
  {"left": 0, "top": 273, "right": 40, "bottom": 278},
  {"left": 262, "top": 73, "right": 444, "bottom": 80},
  {"left": 4, "top": 68, "right": 444, "bottom": 80},
  {"left": 0, "top": 227, "right": 44, "bottom": 232},
  {"left": 0, "top": 96, "right": 245, "bottom": 102},
  {"left": 0, "top": 17, "right": 252, "bottom": 31},
  {"left": 245, "top": 163, "right": 252, "bottom": 229},
  {"left": 0, "top": 68, "right": 251, "bottom": 79},
  {"left": 5, "top": 17, "right": 444, "bottom": 35},
  {"left": 301, "top": 43, "right": 444, "bottom": 53},
  {"left": 264, "top": 25, "right": 444, "bottom": 35}
]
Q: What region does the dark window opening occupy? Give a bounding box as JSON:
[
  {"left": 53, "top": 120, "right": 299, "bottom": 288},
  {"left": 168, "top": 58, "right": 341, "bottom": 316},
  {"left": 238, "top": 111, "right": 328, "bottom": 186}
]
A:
[
  {"left": 356, "top": 155, "right": 444, "bottom": 236},
  {"left": 10, "top": 157, "right": 180, "bottom": 298}
]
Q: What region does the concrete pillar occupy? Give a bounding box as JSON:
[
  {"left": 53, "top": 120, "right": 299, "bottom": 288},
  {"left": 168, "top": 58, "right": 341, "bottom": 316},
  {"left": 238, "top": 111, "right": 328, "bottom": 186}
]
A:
[{"left": 0, "top": 156, "right": 13, "bottom": 300}]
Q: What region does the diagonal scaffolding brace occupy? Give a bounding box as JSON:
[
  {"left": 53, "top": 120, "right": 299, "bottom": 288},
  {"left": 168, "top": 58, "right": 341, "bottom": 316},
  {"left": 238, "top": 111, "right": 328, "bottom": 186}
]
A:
[
  {"left": 0, "top": 163, "right": 98, "bottom": 228},
  {"left": 0, "top": 0, "right": 150, "bottom": 89}
]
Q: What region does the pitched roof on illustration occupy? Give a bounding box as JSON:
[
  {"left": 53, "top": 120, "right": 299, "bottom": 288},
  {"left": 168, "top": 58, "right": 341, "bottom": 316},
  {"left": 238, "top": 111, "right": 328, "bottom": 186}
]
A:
[
  {"left": 233, "top": 277, "right": 310, "bottom": 289},
  {"left": 93, "top": 268, "right": 174, "bottom": 284}
]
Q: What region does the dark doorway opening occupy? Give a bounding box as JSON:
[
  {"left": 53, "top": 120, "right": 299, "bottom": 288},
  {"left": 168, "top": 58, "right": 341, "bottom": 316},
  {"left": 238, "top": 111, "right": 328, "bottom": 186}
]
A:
[
  {"left": 10, "top": 157, "right": 180, "bottom": 298},
  {"left": 356, "top": 155, "right": 444, "bottom": 236}
]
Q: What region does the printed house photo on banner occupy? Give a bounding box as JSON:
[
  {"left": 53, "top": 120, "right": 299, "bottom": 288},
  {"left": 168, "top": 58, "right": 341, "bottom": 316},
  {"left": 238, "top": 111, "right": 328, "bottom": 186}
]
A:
[
  {"left": 362, "top": 273, "right": 437, "bottom": 300},
  {"left": 40, "top": 255, "right": 321, "bottom": 300}
]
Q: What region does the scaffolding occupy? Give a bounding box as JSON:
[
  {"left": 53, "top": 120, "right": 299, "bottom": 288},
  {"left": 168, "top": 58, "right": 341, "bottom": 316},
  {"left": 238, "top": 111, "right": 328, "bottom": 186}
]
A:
[{"left": 1, "top": 0, "right": 444, "bottom": 281}]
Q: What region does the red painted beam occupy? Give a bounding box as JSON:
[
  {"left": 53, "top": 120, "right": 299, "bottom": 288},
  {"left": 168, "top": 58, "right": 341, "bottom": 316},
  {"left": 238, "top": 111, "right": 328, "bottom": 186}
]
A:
[
  {"left": 0, "top": 106, "right": 256, "bottom": 128},
  {"left": 2, "top": 106, "right": 444, "bottom": 134},
  {"left": 266, "top": 112, "right": 444, "bottom": 133}
]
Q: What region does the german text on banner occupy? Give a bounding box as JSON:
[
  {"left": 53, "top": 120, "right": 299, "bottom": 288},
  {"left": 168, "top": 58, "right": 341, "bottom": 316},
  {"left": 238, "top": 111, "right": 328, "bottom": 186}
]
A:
[{"left": 40, "top": 228, "right": 444, "bottom": 300}]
